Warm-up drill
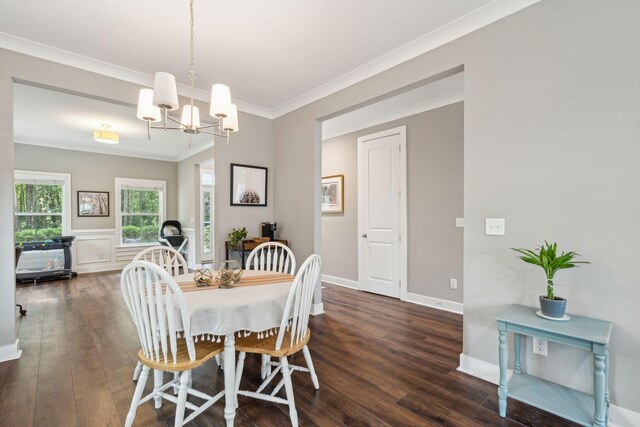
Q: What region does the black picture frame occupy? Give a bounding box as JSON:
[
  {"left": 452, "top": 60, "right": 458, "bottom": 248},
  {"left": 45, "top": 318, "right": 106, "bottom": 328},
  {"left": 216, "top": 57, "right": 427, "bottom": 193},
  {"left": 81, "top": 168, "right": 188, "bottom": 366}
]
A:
[
  {"left": 77, "top": 191, "right": 110, "bottom": 217},
  {"left": 230, "top": 163, "right": 268, "bottom": 207}
]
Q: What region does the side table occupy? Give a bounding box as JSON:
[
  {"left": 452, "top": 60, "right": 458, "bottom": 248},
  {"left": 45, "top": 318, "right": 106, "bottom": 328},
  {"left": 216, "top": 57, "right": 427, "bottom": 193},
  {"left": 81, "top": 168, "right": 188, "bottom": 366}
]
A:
[{"left": 496, "top": 304, "right": 612, "bottom": 427}]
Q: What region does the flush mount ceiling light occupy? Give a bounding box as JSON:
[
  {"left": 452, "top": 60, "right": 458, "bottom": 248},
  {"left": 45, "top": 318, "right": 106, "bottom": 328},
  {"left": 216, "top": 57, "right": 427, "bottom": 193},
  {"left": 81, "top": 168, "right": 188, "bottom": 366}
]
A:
[
  {"left": 136, "top": 0, "right": 239, "bottom": 148},
  {"left": 93, "top": 124, "right": 119, "bottom": 144}
]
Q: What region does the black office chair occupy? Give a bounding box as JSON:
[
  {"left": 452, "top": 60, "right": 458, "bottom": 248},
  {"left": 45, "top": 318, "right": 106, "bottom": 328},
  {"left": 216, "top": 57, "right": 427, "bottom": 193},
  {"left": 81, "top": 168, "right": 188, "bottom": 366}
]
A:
[{"left": 15, "top": 246, "right": 26, "bottom": 316}]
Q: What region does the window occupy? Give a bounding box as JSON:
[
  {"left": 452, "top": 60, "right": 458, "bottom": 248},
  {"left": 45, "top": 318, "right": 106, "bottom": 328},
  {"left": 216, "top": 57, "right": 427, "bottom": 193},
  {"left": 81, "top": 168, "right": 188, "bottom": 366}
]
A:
[
  {"left": 201, "top": 171, "right": 214, "bottom": 259},
  {"left": 14, "top": 171, "right": 71, "bottom": 243},
  {"left": 116, "top": 178, "right": 166, "bottom": 245}
]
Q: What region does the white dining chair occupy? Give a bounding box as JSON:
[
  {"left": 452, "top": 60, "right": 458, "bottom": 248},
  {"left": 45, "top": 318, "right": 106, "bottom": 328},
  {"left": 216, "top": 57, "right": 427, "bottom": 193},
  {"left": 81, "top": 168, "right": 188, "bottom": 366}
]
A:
[
  {"left": 246, "top": 241, "right": 297, "bottom": 379},
  {"left": 234, "top": 254, "right": 321, "bottom": 427},
  {"left": 134, "top": 245, "right": 188, "bottom": 277},
  {"left": 121, "top": 261, "right": 225, "bottom": 427},
  {"left": 131, "top": 245, "right": 190, "bottom": 382},
  {"left": 246, "top": 241, "right": 296, "bottom": 275}
]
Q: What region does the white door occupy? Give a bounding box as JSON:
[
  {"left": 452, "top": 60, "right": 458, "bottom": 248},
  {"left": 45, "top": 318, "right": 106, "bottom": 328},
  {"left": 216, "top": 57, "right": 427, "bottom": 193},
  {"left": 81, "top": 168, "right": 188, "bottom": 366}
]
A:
[{"left": 358, "top": 126, "right": 407, "bottom": 299}]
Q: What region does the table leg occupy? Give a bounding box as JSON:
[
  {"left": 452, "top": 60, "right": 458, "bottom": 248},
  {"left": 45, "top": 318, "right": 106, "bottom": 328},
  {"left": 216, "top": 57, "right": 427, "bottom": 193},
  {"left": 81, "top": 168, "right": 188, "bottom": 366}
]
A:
[
  {"left": 224, "top": 333, "right": 236, "bottom": 427},
  {"left": 514, "top": 333, "right": 522, "bottom": 374},
  {"left": 593, "top": 350, "right": 606, "bottom": 427},
  {"left": 605, "top": 346, "right": 610, "bottom": 422},
  {"left": 498, "top": 329, "right": 508, "bottom": 417}
]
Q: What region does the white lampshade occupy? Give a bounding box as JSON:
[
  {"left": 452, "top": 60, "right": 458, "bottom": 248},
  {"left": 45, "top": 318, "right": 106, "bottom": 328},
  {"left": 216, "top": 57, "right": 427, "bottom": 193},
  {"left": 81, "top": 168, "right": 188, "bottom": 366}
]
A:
[
  {"left": 210, "top": 84, "right": 231, "bottom": 117},
  {"left": 223, "top": 104, "right": 239, "bottom": 132},
  {"left": 181, "top": 105, "right": 201, "bottom": 129},
  {"left": 152, "top": 72, "right": 179, "bottom": 110},
  {"left": 136, "top": 89, "right": 161, "bottom": 122}
]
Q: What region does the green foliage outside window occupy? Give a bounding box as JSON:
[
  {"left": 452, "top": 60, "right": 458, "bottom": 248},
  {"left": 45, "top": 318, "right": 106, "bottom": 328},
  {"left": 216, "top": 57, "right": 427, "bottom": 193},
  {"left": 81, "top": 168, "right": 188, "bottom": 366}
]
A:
[{"left": 14, "top": 183, "right": 63, "bottom": 242}]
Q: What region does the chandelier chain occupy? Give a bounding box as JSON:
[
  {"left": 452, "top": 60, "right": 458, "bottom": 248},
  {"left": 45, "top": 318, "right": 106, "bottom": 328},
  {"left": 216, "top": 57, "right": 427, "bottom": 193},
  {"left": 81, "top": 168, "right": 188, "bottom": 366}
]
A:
[{"left": 188, "top": 0, "right": 197, "bottom": 85}]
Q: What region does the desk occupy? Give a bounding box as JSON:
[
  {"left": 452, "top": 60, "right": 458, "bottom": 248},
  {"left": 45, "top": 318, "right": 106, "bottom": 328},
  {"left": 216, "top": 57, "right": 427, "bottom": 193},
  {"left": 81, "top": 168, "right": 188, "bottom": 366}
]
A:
[
  {"left": 174, "top": 270, "right": 294, "bottom": 426},
  {"left": 496, "top": 304, "right": 612, "bottom": 427},
  {"left": 225, "top": 239, "right": 289, "bottom": 269}
]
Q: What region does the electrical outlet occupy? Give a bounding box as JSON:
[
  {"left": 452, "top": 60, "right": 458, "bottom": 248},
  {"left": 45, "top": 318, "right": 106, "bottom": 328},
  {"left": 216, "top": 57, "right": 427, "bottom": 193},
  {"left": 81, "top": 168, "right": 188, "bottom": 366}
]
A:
[
  {"left": 449, "top": 278, "right": 458, "bottom": 290},
  {"left": 532, "top": 337, "right": 548, "bottom": 356},
  {"left": 455, "top": 218, "right": 464, "bottom": 228}
]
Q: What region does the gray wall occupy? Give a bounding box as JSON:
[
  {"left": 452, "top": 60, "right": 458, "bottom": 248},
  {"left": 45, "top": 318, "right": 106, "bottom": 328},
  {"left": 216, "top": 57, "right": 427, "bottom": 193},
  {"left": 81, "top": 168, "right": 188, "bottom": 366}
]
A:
[
  {"left": 177, "top": 112, "right": 275, "bottom": 267},
  {"left": 14, "top": 144, "right": 178, "bottom": 230},
  {"left": 322, "top": 103, "right": 464, "bottom": 303},
  {"left": 274, "top": 0, "right": 640, "bottom": 412}
]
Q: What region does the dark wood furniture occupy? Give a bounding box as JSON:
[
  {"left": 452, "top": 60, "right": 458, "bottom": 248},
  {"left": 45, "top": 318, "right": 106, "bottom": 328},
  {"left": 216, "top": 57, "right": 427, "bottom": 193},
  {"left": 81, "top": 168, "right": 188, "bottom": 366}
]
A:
[{"left": 225, "top": 239, "right": 289, "bottom": 269}]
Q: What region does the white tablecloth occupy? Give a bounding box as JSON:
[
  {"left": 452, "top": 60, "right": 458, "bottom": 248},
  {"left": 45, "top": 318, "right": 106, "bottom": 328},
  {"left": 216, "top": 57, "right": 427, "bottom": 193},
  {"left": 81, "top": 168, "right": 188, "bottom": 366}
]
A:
[{"left": 173, "top": 269, "right": 293, "bottom": 338}]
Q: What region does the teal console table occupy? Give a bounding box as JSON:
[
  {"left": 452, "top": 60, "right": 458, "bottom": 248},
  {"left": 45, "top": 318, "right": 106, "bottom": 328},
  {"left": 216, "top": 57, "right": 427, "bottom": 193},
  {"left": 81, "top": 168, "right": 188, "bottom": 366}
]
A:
[{"left": 496, "top": 304, "right": 612, "bottom": 427}]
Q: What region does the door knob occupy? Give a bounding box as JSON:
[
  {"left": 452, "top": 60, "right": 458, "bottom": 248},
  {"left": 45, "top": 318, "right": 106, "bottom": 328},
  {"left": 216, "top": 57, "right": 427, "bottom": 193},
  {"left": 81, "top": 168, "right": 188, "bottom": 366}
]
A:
[{"left": 361, "top": 233, "right": 368, "bottom": 238}]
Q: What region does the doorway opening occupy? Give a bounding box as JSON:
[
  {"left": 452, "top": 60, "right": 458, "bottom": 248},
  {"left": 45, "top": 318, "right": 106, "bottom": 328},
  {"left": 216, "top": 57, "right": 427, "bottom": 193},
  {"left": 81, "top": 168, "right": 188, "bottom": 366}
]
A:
[{"left": 319, "top": 71, "right": 464, "bottom": 312}]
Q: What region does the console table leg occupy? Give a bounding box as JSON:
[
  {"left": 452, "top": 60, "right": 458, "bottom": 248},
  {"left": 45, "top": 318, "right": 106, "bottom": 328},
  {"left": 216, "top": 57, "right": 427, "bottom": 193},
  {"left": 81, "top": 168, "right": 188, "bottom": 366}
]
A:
[
  {"left": 605, "top": 346, "right": 610, "bottom": 422},
  {"left": 593, "top": 353, "right": 606, "bottom": 427},
  {"left": 498, "top": 329, "right": 508, "bottom": 417},
  {"left": 514, "top": 333, "right": 522, "bottom": 374}
]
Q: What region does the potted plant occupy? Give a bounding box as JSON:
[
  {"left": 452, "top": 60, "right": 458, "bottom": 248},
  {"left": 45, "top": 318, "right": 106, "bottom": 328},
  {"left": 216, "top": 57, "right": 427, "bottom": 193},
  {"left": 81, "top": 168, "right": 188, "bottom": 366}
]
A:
[
  {"left": 512, "top": 241, "right": 588, "bottom": 319},
  {"left": 227, "top": 227, "right": 248, "bottom": 251}
]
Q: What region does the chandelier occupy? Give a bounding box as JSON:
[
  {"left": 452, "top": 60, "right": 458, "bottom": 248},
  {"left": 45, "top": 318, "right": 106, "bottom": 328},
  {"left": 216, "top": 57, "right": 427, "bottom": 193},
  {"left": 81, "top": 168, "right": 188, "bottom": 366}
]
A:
[{"left": 136, "top": 0, "right": 239, "bottom": 148}]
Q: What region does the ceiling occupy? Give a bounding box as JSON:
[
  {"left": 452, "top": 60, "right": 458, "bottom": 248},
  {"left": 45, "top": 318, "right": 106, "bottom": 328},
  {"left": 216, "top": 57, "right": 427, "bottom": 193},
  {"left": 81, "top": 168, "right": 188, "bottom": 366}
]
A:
[
  {"left": 0, "top": 0, "right": 538, "bottom": 118},
  {"left": 14, "top": 83, "right": 214, "bottom": 162}
]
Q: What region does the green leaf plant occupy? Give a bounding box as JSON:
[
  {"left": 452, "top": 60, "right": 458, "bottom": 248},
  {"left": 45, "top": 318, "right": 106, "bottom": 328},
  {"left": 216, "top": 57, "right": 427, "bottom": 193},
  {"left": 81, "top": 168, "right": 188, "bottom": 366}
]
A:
[{"left": 512, "top": 241, "right": 589, "bottom": 300}]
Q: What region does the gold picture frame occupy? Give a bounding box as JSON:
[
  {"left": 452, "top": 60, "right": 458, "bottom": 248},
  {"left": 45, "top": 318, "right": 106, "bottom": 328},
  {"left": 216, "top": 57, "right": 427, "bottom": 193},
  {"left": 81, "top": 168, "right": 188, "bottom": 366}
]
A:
[{"left": 321, "top": 174, "right": 344, "bottom": 214}]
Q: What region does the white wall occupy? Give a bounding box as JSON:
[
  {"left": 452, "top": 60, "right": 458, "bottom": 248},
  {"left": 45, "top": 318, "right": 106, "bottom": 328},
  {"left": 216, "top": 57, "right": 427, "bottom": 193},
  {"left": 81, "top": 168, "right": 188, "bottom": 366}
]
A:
[
  {"left": 177, "top": 111, "right": 275, "bottom": 268},
  {"left": 274, "top": 0, "right": 640, "bottom": 414}
]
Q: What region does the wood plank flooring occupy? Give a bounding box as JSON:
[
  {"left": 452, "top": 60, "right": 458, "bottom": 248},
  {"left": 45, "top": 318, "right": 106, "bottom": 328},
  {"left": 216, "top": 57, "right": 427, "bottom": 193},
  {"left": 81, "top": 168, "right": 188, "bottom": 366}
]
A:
[{"left": 0, "top": 271, "right": 578, "bottom": 426}]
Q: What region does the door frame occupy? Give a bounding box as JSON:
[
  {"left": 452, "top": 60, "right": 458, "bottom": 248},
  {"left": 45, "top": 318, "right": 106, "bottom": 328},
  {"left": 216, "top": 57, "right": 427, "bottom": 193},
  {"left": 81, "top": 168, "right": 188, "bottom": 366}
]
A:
[{"left": 357, "top": 125, "right": 407, "bottom": 300}]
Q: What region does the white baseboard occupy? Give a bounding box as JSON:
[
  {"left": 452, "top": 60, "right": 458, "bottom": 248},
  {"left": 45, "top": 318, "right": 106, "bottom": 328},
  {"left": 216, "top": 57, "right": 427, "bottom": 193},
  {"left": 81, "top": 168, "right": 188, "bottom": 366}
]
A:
[
  {"left": 321, "top": 274, "right": 359, "bottom": 289},
  {"left": 0, "top": 339, "right": 22, "bottom": 362},
  {"left": 406, "top": 292, "right": 463, "bottom": 314},
  {"left": 310, "top": 303, "right": 324, "bottom": 316},
  {"left": 74, "top": 261, "right": 128, "bottom": 274},
  {"left": 458, "top": 353, "right": 640, "bottom": 427}
]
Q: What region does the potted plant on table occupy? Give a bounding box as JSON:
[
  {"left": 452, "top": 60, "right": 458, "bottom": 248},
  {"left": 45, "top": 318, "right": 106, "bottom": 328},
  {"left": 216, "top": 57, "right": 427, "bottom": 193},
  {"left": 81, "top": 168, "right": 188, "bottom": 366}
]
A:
[
  {"left": 512, "top": 241, "right": 588, "bottom": 320},
  {"left": 227, "top": 227, "right": 248, "bottom": 251}
]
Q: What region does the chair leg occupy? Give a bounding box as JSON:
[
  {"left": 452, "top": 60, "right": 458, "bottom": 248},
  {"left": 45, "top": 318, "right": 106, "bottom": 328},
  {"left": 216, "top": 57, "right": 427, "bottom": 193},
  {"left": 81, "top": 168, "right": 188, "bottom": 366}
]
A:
[
  {"left": 187, "top": 370, "right": 192, "bottom": 389},
  {"left": 280, "top": 357, "right": 298, "bottom": 427},
  {"left": 302, "top": 345, "right": 320, "bottom": 390},
  {"left": 173, "top": 372, "right": 179, "bottom": 394},
  {"left": 234, "top": 352, "right": 246, "bottom": 408},
  {"left": 266, "top": 355, "right": 272, "bottom": 377},
  {"left": 126, "top": 365, "right": 150, "bottom": 427},
  {"left": 215, "top": 354, "right": 221, "bottom": 367},
  {"left": 174, "top": 371, "right": 190, "bottom": 427},
  {"left": 153, "top": 370, "right": 164, "bottom": 408},
  {"left": 260, "top": 354, "right": 267, "bottom": 379},
  {"left": 133, "top": 361, "right": 142, "bottom": 381}
]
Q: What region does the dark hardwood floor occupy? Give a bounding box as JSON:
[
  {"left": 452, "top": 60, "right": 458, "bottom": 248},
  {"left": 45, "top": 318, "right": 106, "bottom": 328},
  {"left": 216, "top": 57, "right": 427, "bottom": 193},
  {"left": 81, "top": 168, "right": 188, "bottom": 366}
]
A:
[{"left": 0, "top": 272, "right": 577, "bottom": 426}]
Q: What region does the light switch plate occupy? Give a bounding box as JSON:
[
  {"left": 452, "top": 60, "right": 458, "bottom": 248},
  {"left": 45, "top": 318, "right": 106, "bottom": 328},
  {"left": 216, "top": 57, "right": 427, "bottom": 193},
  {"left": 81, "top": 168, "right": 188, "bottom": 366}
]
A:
[
  {"left": 485, "top": 218, "right": 505, "bottom": 236},
  {"left": 449, "top": 278, "right": 458, "bottom": 290},
  {"left": 455, "top": 218, "right": 464, "bottom": 228}
]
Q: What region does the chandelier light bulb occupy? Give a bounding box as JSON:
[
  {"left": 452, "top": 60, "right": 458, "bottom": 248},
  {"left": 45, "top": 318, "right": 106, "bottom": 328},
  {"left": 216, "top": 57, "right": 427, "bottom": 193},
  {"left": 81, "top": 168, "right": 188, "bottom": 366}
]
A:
[{"left": 181, "top": 105, "right": 201, "bottom": 129}]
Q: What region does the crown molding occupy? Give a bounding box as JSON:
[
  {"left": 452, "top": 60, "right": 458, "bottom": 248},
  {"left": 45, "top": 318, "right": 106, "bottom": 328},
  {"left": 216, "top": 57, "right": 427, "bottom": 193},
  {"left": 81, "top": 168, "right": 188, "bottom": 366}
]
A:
[
  {"left": 14, "top": 138, "right": 199, "bottom": 163},
  {"left": 0, "top": 32, "right": 274, "bottom": 119},
  {"left": 270, "top": 0, "right": 540, "bottom": 118},
  {"left": 0, "top": 0, "right": 538, "bottom": 120}
]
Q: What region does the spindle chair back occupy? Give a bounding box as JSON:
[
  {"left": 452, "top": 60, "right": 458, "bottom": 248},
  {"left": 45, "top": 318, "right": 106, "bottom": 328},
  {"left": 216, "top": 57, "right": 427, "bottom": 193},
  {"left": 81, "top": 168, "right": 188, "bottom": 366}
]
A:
[
  {"left": 134, "top": 245, "right": 188, "bottom": 277},
  {"left": 246, "top": 242, "right": 296, "bottom": 275}
]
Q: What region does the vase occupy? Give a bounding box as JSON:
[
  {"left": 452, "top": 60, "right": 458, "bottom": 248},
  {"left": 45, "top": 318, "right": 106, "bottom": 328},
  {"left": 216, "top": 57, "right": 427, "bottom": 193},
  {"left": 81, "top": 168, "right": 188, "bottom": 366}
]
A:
[{"left": 539, "top": 295, "right": 567, "bottom": 319}]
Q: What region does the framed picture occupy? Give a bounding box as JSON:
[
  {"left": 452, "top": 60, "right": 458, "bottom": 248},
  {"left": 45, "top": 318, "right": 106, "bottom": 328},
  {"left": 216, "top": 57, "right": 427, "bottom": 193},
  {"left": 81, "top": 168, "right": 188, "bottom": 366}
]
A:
[
  {"left": 77, "top": 191, "right": 109, "bottom": 217},
  {"left": 230, "top": 164, "right": 268, "bottom": 207},
  {"left": 321, "top": 175, "right": 344, "bottom": 214}
]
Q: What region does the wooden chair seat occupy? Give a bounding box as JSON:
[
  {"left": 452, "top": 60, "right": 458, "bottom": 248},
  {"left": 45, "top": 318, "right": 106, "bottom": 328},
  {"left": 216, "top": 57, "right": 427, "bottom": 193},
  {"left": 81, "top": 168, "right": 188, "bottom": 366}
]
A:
[
  {"left": 235, "top": 328, "right": 311, "bottom": 357},
  {"left": 138, "top": 338, "right": 223, "bottom": 372}
]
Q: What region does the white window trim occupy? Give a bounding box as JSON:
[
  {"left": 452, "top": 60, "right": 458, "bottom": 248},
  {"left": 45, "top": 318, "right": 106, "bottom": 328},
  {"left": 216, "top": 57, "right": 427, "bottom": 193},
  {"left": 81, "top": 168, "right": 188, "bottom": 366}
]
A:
[
  {"left": 14, "top": 170, "right": 72, "bottom": 236},
  {"left": 115, "top": 177, "right": 166, "bottom": 247}
]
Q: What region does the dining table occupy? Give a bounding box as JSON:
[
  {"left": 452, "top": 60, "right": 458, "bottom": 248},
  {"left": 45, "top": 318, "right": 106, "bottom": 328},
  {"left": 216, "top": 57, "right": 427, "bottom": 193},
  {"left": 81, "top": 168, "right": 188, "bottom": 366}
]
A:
[{"left": 172, "top": 269, "right": 295, "bottom": 426}]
